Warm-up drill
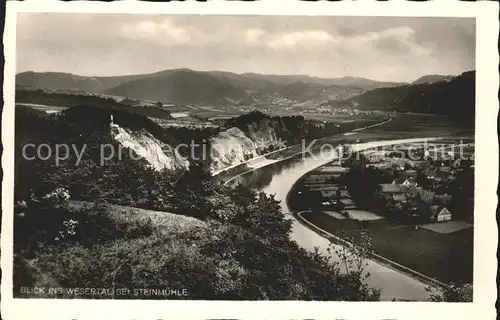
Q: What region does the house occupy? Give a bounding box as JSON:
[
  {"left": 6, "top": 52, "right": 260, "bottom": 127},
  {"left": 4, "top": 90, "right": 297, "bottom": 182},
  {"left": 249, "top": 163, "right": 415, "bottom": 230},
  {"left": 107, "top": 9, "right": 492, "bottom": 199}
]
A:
[
  {"left": 307, "top": 183, "right": 339, "bottom": 189},
  {"left": 387, "top": 201, "right": 404, "bottom": 212},
  {"left": 378, "top": 183, "right": 402, "bottom": 201},
  {"left": 402, "top": 185, "right": 420, "bottom": 196},
  {"left": 309, "top": 185, "right": 340, "bottom": 192},
  {"left": 320, "top": 190, "right": 340, "bottom": 198},
  {"left": 411, "top": 160, "right": 429, "bottom": 169},
  {"left": 386, "top": 151, "right": 405, "bottom": 159},
  {"left": 379, "top": 184, "right": 403, "bottom": 194},
  {"left": 391, "top": 179, "right": 401, "bottom": 185},
  {"left": 340, "top": 198, "right": 355, "bottom": 207},
  {"left": 418, "top": 190, "right": 436, "bottom": 205},
  {"left": 367, "top": 163, "right": 392, "bottom": 169},
  {"left": 304, "top": 175, "right": 329, "bottom": 184},
  {"left": 319, "top": 166, "right": 350, "bottom": 174},
  {"left": 392, "top": 177, "right": 415, "bottom": 186},
  {"left": 389, "top": 158, "right": 411, "bottom": 171},
  {"left": 397, "top": 170, "right": 417, "bottom": 179},
  {"left": 402, "top": 178, "right": 417, "bottom": 186},
  {"left": 429, "top": 205, "right": 452, "bottom": 222},
  {"left": 339, "top": 190, "right": 351, "bottom": 198},
  {"left": 392, "top": 193, "right": 408, "bottom": 203}
]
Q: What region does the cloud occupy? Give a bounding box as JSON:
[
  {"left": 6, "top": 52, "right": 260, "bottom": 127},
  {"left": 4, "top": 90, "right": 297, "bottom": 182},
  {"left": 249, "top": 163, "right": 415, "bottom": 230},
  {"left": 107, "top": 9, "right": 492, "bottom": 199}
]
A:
[
  {"left": 121, "top": 18, "right": 191, "bottom": 43},
  {"left": 244, "top": 28, "right": 266, "bottom": 44},
  {"left": 379, "top": 26, "right": 415, "bottom": 39},
  {"left": 15, "top": 14, "right": 475, "bottom": 82},
  {"left": 336, "top": 26, "right": 431, "bottom": 59},
  {"left": 267, "top": 30, "right": 336, "bottom": 50}
]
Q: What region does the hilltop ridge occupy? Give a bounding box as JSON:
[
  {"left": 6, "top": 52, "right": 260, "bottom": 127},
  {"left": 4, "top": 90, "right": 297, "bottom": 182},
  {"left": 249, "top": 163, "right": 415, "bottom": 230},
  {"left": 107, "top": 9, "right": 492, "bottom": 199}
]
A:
[{"left": 16, "top": 69, "right": 475, "bottom": 122}]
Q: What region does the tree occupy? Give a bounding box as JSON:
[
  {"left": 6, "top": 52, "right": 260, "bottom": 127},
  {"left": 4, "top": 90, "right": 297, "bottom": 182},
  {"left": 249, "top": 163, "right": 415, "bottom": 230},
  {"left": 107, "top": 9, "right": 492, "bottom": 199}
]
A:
[
  {"left": 230, "top": 191, "right": 292, "bottom": 239},
  {"left": 344, "top": 165, "right": 392, "bottom": 210},
  {"left": 427, "top": 282, "right": 472, "bottom": 302},
  {"left": 172, "top": 161, "right": 216, "bottom": 218},
  {"left": 330, "top": 228, "right": 373, "bottom": 277},
  {"left": 415, "top": 169, "right": 431, "bottom": 189},
  {"left": 447, "top": 167, "right": 474, "bottom": 220}
]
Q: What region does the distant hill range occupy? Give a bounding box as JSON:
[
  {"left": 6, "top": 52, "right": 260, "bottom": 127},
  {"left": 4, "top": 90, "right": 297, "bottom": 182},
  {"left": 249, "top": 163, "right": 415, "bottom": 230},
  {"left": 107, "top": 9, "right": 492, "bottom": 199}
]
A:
[
  {"left": 411, "top": 74, "right": 455, "bottom": 85},
  {"left": 16, "top": 69, "right": 405, "bottom": 107},
  {"left": 16, "top": 71, "right": 146, "bottom": 93},
  {"left": 16, "top": 69, "right": 475, "bottom": 121}
]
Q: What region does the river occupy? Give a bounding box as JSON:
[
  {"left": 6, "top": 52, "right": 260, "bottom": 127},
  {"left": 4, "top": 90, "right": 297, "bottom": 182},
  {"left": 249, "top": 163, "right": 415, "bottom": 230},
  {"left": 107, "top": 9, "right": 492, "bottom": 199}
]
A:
[{"left": 227, "top": 136, "right": 444, "bottom": 301}]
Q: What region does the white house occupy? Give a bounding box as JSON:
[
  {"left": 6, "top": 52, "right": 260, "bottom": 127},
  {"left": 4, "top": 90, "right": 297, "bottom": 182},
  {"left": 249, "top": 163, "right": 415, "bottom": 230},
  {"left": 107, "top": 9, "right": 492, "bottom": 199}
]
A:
[{"left": 430, "top": 205, "right": 452, "bottom": 222}]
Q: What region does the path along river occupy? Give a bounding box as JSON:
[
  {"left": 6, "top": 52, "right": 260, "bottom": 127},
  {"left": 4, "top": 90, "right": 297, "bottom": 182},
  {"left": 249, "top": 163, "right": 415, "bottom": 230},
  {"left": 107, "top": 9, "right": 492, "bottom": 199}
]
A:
[{"left": 225, "top": 136, "right": 443, "bottom": 301}]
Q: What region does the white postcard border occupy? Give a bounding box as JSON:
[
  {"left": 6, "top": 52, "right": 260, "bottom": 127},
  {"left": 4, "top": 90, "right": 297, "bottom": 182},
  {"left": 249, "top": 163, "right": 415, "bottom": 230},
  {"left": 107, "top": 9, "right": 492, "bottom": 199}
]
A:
[{"left": 2, "top": 1, "right": 498, "bottom": 320}]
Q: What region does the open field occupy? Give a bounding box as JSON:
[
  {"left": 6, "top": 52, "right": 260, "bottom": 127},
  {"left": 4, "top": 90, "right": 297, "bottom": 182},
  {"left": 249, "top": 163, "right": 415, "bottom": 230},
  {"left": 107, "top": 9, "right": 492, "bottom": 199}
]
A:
[
  {"left": 324, "top": 211, "right": 347, "bottom": 219},
  {"left": 363, "top": 113, "right": 474, "bottom": 137},
  {"left": 345, "top": 210, "right": 385, "bottom": 221},
  {"left": 189, "top": 105, "right": 386, "bottom": 124},
  {"left": 170, "top": 112, "right": 189, "bottom": 118},
  {"left": 301, "top": 210, "right": 473, "bottom": 284},
  {"left": 420, "top": 220, "right": 473, "bottom": 234},
  {"left": 67, "top": 200, "right": 205, "bottom": 232},
  {"left": 149, "top": 116, "right": 219, "bottom": 129},
  {"left": 16, "top": 103, "right": 69, "bottom": 113}
]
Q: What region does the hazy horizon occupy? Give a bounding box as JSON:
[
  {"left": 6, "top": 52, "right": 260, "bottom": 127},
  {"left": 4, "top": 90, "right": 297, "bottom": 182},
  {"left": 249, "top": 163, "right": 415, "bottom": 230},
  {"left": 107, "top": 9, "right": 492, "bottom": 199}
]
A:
[
  {"left": 17, "top": 66, "right": 474, "bottom": 84},
  {"left": 16, "top": 14, "right": 475, "bottom": 83}
]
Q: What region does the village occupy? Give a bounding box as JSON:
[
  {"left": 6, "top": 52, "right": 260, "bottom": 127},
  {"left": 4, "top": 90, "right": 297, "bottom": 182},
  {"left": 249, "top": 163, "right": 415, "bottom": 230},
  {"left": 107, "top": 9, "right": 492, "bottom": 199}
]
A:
[
  {"left": 293, "top": 139, "right": 475, "bottom": 226},
  {"left": 287, "top": 138, "right": 475, "bottom": 284}
]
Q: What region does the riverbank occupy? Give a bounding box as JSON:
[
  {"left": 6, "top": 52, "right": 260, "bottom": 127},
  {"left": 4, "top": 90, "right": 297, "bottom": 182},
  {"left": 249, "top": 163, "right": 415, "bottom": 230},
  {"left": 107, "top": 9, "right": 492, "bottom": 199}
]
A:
[
  {"left": 293, "top": 210, "right": 449, "bottom": 289},
  {"left": 286, "top": 135, "right": 474, "bottom": 286},
  {"left": 235, "top": 136, "right": 446, "bottom": 300},
  {"left": 221, "top": 117, "right": 394, "bottom": 185},
  {"left": 216, "top": 113, "right": 472, "bottom": 300}
]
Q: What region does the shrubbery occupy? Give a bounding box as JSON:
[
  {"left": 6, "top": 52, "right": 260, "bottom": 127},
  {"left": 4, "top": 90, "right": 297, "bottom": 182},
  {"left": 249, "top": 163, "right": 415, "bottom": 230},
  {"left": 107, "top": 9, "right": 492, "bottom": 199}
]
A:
[
  {"left": 14, "top": 105, "right": 382, "bottom": 300},
  {"left": 14, "top": 157, "right": 381, "bottom": 300}
]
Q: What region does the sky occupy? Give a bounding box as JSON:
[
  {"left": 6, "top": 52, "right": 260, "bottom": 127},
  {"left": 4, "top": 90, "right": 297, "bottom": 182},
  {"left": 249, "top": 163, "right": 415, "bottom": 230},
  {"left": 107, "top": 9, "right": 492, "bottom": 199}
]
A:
[{"left": 16, "top": 14, "right": 475, "bottom": 82}]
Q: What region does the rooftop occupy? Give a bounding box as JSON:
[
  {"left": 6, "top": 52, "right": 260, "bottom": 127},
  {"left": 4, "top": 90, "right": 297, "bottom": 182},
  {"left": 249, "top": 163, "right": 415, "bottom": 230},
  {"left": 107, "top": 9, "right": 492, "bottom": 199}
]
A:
[
  {"left": 379, "top": 184, "right": 402, "bottom": 193},
  {"left": 393, "top": 193, "right": 408, "bottom": 202},
  {"left": 310, "top": 185, "right": 340, "bottom": 191},
  {"left": 319, "top": 166, "right": 351, "bottom": 173}
]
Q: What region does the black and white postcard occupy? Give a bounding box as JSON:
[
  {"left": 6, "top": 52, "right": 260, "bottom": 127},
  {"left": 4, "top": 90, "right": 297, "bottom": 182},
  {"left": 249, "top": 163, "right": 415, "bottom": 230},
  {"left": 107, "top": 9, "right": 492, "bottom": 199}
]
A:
[{"left": 1, "top": 1, "right": 498, "bottom": 320}]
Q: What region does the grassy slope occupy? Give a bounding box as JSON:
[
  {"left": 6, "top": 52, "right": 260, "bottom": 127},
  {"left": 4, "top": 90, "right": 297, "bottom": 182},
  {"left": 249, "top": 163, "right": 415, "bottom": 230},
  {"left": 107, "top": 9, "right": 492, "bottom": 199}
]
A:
[
  {"left": 19, "top": 201, "right": 206, "bottom": 297},
  {"left": 67, "top": 201, "right": 205, "bottom": 232}
]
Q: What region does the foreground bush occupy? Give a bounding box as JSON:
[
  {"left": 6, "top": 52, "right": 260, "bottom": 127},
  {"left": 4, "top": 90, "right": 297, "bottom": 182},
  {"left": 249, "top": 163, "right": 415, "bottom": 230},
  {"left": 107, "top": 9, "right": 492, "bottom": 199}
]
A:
[
  {"left": 14, "top": 188, "right": 380, "bottom": 300},
  {"left": 16, "top": 219, "right": 380, "bottom": 300}
]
